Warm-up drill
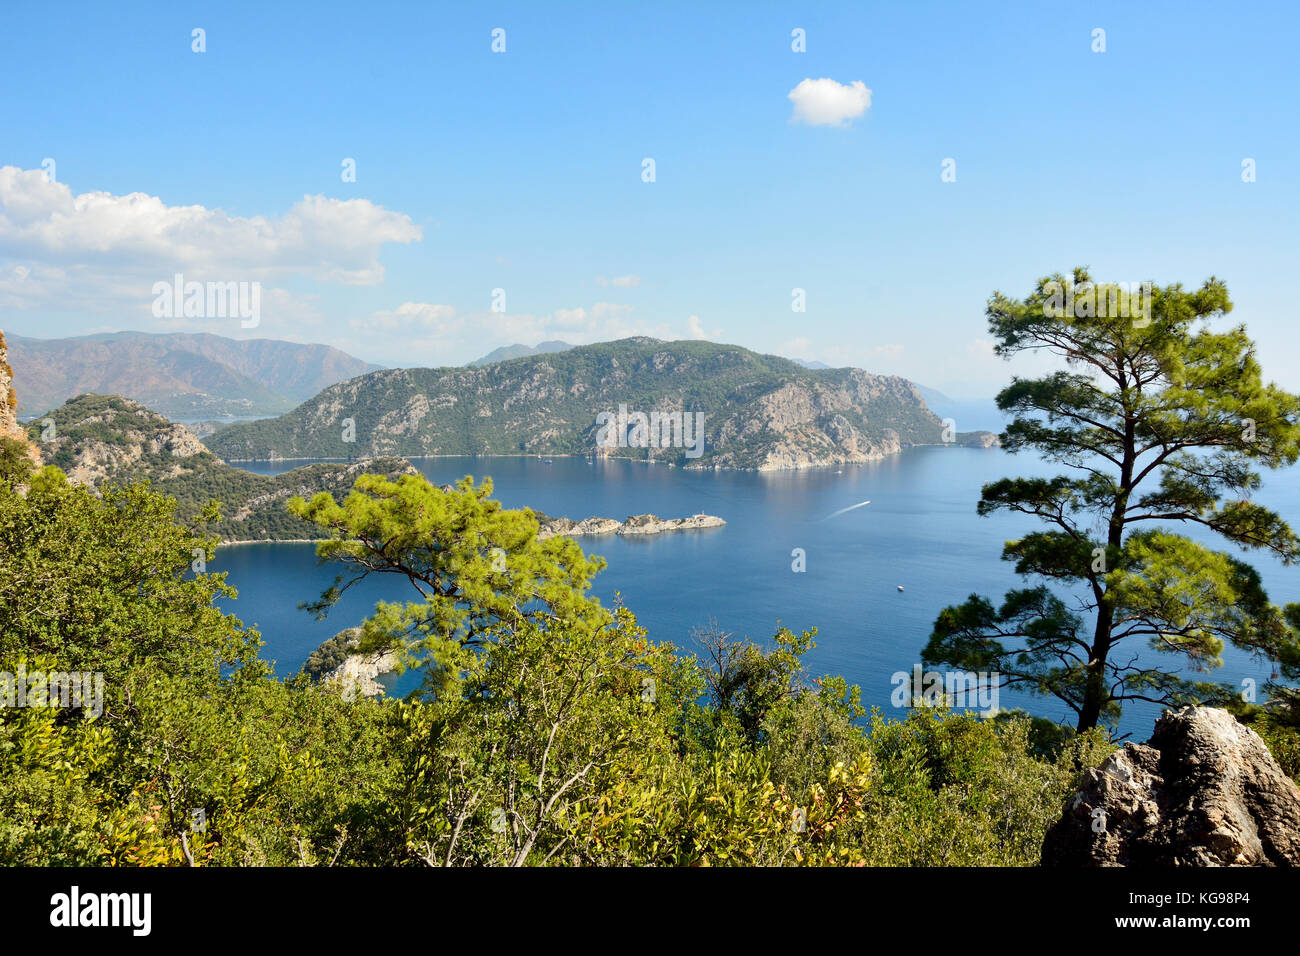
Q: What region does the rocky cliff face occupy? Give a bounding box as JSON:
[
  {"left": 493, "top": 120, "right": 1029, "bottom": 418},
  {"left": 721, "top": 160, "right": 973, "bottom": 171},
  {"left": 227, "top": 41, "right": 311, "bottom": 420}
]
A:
[
  {"left": 961, "top": 430, "right": 1001, "bottom": 449},
  {"left": 0, "top": 330, "right": 40, "bottom": 464},
  {"left": 701, "top": 370, "right": 914, "bottom": 470},
  {"left": 324, "top": 648, "right": 399, "bottom": 701},
  {"left": 308, "top": 627, "right": 399, "bottom": 701},
  {"left": 1042, "top": 707, "right": 1300, "bottom": 866}
]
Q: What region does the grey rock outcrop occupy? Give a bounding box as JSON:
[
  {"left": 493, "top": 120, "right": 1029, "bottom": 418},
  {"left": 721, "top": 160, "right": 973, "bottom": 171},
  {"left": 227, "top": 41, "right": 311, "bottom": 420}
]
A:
[
  {"left": 616, "top": 513, "right": 726, "bottom": 535},
  {"left": 32, "top": 395, "right": 207, "bottom": 485},
  {"left": 0, "top": 330, "right": 39, "bottom": 465},
  {"left": 1042, "top": 707, "right": 1300, "bottom": 866},
  {"left": 536, "top": 516, "right": 623, "bottom": 538},
  {"left": 307, "top": 627, "right": 399, "bottom": 701},
  {"left": 537, "top": 512, "right": 724, "bottom": 539},
  {"left": 324, "top": 649, "right": 399, "bottom": 701}
]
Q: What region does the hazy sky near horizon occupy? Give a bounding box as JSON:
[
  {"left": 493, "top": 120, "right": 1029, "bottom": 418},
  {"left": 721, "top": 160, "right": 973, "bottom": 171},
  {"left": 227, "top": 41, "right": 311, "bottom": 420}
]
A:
[{"left": 2, "top": 1, "right": 1298, "bottom": 396}]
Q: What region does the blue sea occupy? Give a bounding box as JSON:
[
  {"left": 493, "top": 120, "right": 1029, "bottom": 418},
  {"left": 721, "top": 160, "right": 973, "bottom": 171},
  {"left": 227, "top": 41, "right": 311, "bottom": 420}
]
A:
[{"left": 213, "top": 448, "right": 1298, "bottom": 739}]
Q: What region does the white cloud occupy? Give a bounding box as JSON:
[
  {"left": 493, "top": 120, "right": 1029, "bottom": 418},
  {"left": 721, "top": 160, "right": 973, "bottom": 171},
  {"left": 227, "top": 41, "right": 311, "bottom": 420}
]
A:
[
  {"left": 0, "top": 166, "right": 423, "bottom": 293},
  {"left": 552, "top": 306, "right": 589, "bottom": 326},
  {"left": 409, "top": 300, "right": 689, "bottom": 364},
  {"left": 260, "top": 288, "right": 326, "bottom": 328},
  {"left": 778, "top": 336, "right": 813, "bottom": 358},
  {"left": 686, "top": 315, "right": 721, "bottom": 339},
  {"left": 353, "top": 302, "right": 459, "bottom": 332},
  {"left": 595, "top": 274, "right": 641, "bottom": 288},
  {"left": 498, "top": 301, "right": 641, "bottom": 342},
  {"left": 356, "top": 300, "right": 652, "bottom": 363},
  {"left": 143, "top": 285, "right": 327, "bottom": 336},
  {"left": 0, "top": 253, "right": 328, "bottom": 340},
  {"left": 0, "top": 262, "right": 53, "bottom": 309},
  {"left": 787, "top": 78, "right": 872, "bottom": 127},
  {"left": 866, "top": 343, "right": 904, "bottom": 360},
  {"left": 591, "top": 301, "right": 634, "bottom": 321},
  {"left": 336, "top": 303, "right": 462, "bottom": 365}
]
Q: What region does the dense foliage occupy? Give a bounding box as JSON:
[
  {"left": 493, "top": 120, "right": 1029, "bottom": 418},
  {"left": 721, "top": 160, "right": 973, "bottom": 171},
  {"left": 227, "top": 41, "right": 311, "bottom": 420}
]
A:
[{"left": 0, "top": 464, "right": 1124, "bottom": 866}]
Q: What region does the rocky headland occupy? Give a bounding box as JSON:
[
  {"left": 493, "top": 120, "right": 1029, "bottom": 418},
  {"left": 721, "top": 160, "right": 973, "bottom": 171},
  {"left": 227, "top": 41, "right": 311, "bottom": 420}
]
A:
[{"left": 304, "top": 627, "right": 400, "bottom": 701}]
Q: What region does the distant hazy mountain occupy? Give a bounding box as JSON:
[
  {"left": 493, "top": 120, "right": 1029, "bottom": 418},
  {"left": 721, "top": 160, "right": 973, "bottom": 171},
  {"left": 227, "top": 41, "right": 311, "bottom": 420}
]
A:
[
  {"left": 209, "top": 337, "right": 997, "bottom": 469},
  {"left": 791, "top": 358, "right": 831, "bottom": 370},
  {"left": 468, "top": 340, "right": 574, "bottom": 366},
  {"left": 911, "top": 384, "right": 1006, "bottom": 433},
  {"left": 6, "top": 331, "right": 383, "bottom": 419},
  {"left": 912, "top": 384, "right": 953, "bottom": 409}
]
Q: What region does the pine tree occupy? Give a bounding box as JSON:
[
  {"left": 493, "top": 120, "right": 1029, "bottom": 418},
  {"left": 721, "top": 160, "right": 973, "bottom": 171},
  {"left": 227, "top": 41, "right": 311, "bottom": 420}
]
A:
[{"left": 926, "top": 268, "right": 1300, "bottom": 731}]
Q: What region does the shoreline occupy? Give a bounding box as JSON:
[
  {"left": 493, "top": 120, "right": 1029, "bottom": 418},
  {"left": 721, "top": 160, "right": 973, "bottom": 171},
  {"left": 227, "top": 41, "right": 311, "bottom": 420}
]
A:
[
  {"left": 220, "top": 443, "right": 999, "bottom": 471},
  {"left": 220, "top": 453, "right": 591, "bottom": 464},
  {"left": 218, "top": 538, "right": 325, "bottom": 547}
]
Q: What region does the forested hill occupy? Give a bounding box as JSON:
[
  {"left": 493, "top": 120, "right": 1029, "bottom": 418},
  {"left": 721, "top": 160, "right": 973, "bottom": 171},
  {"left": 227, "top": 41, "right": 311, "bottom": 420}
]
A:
[
  {"left": 207, "top": 337, "right": 992, "bottom": 469},
  {"left": 27, "top": 393, "right": 414, "bottom": 541}
]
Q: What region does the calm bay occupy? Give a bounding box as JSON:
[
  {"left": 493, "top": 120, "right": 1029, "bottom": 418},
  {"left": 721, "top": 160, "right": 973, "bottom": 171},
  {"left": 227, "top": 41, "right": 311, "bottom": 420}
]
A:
[{"left": 214, "top": 447, "right": 1298, "bottom": 739}]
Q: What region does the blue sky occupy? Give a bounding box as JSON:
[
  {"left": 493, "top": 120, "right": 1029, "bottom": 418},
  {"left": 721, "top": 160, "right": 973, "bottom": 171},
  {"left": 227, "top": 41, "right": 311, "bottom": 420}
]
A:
[{"left": 2, "top": 0, "right": 1298, "bottom": 395}]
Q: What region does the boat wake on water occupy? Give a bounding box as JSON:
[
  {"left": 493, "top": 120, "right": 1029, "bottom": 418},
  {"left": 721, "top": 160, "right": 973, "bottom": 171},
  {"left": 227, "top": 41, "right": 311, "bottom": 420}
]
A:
[{"left": 821, "top": 499, "right": 871, "bottom": 521}]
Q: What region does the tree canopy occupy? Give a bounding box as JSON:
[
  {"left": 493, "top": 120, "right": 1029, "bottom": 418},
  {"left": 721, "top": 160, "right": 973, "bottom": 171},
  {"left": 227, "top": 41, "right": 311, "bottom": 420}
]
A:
[
  {"left": 288, "top": 474, "right": 610, "bottom": 697},
  {"left": 925, "top": 269, "right": 1300, "bottom": 730}
]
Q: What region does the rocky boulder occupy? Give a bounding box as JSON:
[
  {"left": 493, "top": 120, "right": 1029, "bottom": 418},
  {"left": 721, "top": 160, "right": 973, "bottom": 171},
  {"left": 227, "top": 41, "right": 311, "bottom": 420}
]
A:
[{"left": 1042, "top": 706, "right": 1300, "bottom": 866}]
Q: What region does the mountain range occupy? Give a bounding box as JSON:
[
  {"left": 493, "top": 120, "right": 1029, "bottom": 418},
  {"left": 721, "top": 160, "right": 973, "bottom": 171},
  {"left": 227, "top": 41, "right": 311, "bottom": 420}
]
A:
[
  {"left": 6, "top": 331, "right": 383, "bottom": 419},
  {"left": 207, "top": 337, "right": 995, "bottom": 470},
  {"left": 6, "top": 330, "right": 975, "bottom": 442}
]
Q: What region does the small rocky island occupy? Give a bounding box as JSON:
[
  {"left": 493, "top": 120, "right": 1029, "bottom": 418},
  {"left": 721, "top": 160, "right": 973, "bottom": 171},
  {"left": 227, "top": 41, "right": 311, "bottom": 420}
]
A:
[{"left": 536, "top": 512, "right": 725, "bottom": 539}]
